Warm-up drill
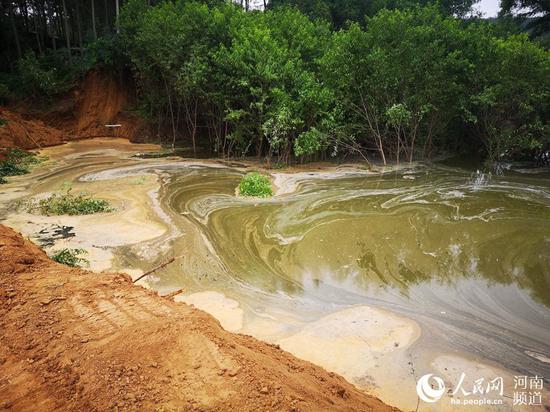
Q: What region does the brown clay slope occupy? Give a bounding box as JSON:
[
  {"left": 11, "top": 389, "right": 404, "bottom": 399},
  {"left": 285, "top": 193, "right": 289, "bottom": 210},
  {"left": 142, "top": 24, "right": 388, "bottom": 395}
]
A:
[
  {"left": 59, "top": 69, "right": 147, "bottom": 141},
  {"left": 0, "top": 225, "right": 399, "bottom": 412},
  {"left": 1, "top": 70, "right": 149, "bottom": 150},
  {"left": 0, "top": 107, "right": 65, "bottom": 150},
  {"left": 70, "top": 70, "right": 135, "bottom": 139}
]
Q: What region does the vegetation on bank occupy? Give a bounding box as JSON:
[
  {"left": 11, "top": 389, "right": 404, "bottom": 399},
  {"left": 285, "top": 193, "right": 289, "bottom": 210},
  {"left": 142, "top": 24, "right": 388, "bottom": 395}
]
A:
[
  {"left": 51, "top": 248, "right": 89, "bottom": 267},
  {"left": 118, "top": 1, "right": 549, "bottom": 165},
  {"left": 34, "top": 189, "right": 112, "bottom": 215},
  {"left": 1, "top": 0, "right": 548, "bottom": 165},
  {"left": 238, "top": 172, "right": 273, "bottom": 197},
  {"left": 0, "top": 149, "right": 45, "bottom": 184}
]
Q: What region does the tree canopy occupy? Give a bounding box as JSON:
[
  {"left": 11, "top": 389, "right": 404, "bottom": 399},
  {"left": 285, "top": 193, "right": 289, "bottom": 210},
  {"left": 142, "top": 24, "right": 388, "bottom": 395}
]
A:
[{"left": 1, "top": 0, "right": 549, "bottom": 164}]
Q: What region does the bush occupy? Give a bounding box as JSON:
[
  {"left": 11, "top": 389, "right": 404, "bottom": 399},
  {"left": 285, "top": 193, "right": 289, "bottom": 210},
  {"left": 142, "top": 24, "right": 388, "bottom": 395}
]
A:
[
  {"left": 0, "top": 83, "right": 12, "bottom": 104},
  {"left": 238, "top": 172, "right": 273, "bottom": 197},
  {"left": 0, "top": 149, "right": 43, "bottom": 183},
  {"left": 51, "top": 248, "right": 89, "bottom": 267},
  {"left": 36, "top": 189, "right": 112, "bottom": 215},
  {"left": 6, "top": 50, "right": 95, "bottom": 102}
]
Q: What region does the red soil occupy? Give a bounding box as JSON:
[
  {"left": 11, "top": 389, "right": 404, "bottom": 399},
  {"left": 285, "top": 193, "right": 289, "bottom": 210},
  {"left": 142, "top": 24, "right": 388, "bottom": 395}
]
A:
[
  {"left": 0, "top": 70, "right": 149, "bottom": 150},
  {"left": 0, "top": 225, "right": 400, "bottom": 411},
  {"left": 0, "top": 107, "right": 65, "bottom": 149}
]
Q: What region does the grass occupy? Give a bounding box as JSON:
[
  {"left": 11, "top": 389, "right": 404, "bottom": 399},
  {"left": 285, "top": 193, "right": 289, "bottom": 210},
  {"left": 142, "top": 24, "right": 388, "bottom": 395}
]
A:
[
  {"left": 0, "top": 148, "right": 46, "bottom": 184},
  {"left": 36, "top": 189, "right": 112, "bottom": 216},
  {"left": 51, "top": 248, "right": 89, "bottom": 267},
  {"left": 238, "top": 172, "right": 273, "bottom": 198}
]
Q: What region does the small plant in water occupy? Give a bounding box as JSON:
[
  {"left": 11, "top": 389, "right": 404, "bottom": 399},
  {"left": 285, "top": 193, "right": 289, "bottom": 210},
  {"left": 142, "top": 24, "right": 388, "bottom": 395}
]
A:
[
  {"left": 35, "top": 188, "right": 112, "bottom": 215},
  {"left": 238, "top": 172, "right": 273, "bottom": 197},
  {"left": 51, "top": 248, "right": 89, "bottom": 267}
]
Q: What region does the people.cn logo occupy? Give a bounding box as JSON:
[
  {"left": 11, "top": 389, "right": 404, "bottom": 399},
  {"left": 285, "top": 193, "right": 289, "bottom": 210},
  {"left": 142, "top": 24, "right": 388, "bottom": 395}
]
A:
[{"left": 416, "top": 374, "right": 446, "bottom": 403}]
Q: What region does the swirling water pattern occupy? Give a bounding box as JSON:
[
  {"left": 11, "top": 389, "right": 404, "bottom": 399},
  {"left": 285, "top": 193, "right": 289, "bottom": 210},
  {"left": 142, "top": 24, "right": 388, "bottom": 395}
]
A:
[{"left": 152, "top": 164, "right": 550, "bottom": 381}]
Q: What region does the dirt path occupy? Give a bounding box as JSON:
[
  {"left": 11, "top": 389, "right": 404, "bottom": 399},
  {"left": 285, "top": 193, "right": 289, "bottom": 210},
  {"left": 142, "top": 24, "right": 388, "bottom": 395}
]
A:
[{"left": 0, "top": 225, "right": 399, "bottom": 412}]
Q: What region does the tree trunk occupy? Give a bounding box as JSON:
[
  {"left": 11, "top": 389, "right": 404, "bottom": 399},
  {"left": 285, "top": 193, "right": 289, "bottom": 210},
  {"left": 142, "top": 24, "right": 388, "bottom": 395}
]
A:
[
  {"left": 34, "top": 17, "right": 43, "bottom": 56},
  {"left": 104, "top": 0, "right": 110, "bottom": 33},
  {"left": 61, "top": 0, "right": 72, "bottom": 62},
  {"left": 20, "top": 0, "right": 29, "bottom": 32},
  {"left": 409, "top": 130, "right": 416, "bottom": 163},
  {"left": 91, "top": 0, "right": 97, "bottom": 40},
  {"left": 163, "top": 78, "right": 177, "bottom": 150},
  {"left": 9, "top": 4, "right": 22, "bottom": 60},
  {"left": 396, "top": 128, "right": 401, "bottom": 165},
  {"left": 377, "top": 136, "right": 387, "bottom": 166},
  {"left": 115, "top": 0, "right": 119, "bottom": 33},
  {"left": 75, "top": 0, "right": 84, "bottom": 55},
  {"left": 192, "top": 100, "right": 198, "bottom": 156},
  {"left": 40, "top": 0, "right": 47, "bottom": 48}
]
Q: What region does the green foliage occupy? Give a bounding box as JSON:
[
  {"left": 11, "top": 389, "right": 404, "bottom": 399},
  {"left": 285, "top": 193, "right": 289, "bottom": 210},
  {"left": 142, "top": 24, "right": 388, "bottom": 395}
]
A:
[
  {"left": 116, "top": 2, "right": 549, "bottom": 164},
  {"left": 386, "top": 104, "right": 412, "bottom": 127},
  {"left": 294, "top": 128, "right": 328, "bottom": 156},
  {"left": 36, "top": 189, "right": 112, "bottom": 215},
  {"left": 17, "top": 52, "right": 60, "bottom": 96},
  {"left": 460, "top": 31, "right": 550, "bottom": 160},
  {"left": 238, "top": 172, "right": 273, "bottom": 197},
  {"left": 320, "top": 6, "right": 549, "bottom": 163},
  {"left": 2, "top": 50, "right": 94, "bottom": 102},
  {"left": 268, "top": 0, "right": 478, "bottom": 27},
  {"left": 51, "top": 248, "right": 89, "bottom": 267},
  {"left": 0, "top": 149, "right": 44, "bottom": 183},
  {"left": 87, "top": 36, "right": 127, "bottom": 71},
  {"left": 0, "top": 0, "right": 548, "bottom": 166}
]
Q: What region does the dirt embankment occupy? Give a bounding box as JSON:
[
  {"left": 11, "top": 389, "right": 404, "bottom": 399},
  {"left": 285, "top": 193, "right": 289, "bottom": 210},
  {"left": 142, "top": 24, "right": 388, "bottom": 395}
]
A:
[
  {"left": 0, "top": 107, "right": 65, "bottom": 150},
  {"left": 0, "top": 225, "right": 399, "bottom": 412},
  {"left": 0, "top": 70, "right": 149, "bottom": 150}
]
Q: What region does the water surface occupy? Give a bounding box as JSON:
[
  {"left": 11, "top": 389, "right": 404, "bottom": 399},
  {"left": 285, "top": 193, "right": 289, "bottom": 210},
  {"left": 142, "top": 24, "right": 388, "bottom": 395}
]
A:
[{"left": 2, "top": 141, "right": 549, "bottom": 410}]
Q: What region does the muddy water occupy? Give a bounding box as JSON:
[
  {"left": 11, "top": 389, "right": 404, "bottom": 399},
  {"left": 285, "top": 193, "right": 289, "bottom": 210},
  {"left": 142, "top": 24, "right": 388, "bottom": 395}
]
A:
[{"left": 1, "top": 139, "right": 549, "bottom": 411}]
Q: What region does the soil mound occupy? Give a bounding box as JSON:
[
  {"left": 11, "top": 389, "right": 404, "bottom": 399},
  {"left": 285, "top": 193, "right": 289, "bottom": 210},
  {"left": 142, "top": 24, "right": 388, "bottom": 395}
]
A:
[
  {"left": 1, "top": 69, "right": 149, "bottom": 150},
  {"left": 0, "top": 225, "right": 399, "bottom": 412},
  {"left": 0, "top": 107, "right": 65, "bottom": 149}
]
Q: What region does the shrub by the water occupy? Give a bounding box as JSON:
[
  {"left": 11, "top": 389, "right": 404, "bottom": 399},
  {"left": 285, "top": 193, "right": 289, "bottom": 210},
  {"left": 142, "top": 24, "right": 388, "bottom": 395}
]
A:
[
  {"left": 51, "top": 248, "right": 89, "bottom": 267},
  {"left": 0, "top": 149, "right": 44, "bottom": 184},
  {"left": 37, "top": 189, "right": 111, "bottom": 215},
  {"left": 238, "top": 172, "right": 273, "bottom": 197}
]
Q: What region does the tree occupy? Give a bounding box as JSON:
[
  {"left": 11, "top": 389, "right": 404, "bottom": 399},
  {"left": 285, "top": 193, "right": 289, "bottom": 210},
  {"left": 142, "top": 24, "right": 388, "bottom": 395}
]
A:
[
  {"left": 321, "top": 7, "right": 474, "bottom": 163},
  {"left": 268, "top": 0, "right": 480, "bottom": 28},
  {"left": 500, "top": 0, "right": 550, "bottom": 36},
  {"left": 463, "top": 32, "right": 550, "bottom": 161}
]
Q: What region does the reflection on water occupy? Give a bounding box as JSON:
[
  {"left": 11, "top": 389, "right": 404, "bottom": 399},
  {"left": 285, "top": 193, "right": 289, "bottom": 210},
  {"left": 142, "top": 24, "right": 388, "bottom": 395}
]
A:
[
  {"left": 166, "top": 166, "right": 549, "bottom": 302},
  {"left": 2, "top": 141, "right": 549, "bottom": 409},
  {"left": 149, "top": 163, "right": 550, "bottom": 382}
]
